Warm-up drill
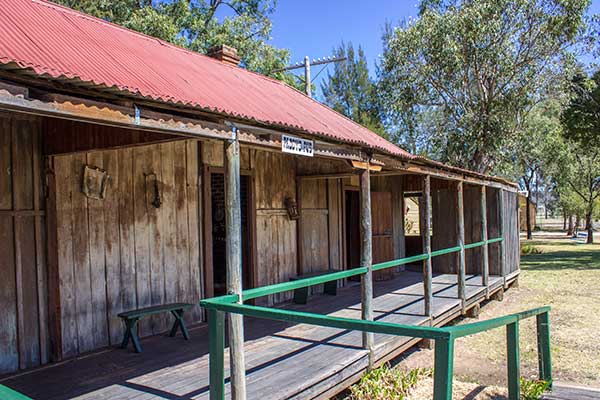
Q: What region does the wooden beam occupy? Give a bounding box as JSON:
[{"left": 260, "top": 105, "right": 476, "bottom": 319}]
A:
[
  {"left": 422, "top": 175, "right": 433, "bottom": 318},
  {"left": 359, "top": 165, "right": 374, "bottom": 368},
  {"left": 480, "top": 186, "right": 489, "bottom": 290},
  {"left": 298, "top": 172, "right": 357, "bottom": 180},
  {"left": 224, "top": 128, "right": 247, "bottom": 400},
  {"left": 456, "top": 181, "right": 466, "bottom": 313}
]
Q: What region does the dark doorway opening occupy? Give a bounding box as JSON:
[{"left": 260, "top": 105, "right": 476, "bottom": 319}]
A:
[
  {"left": 345, "top": 190, "right": 361, "bottom": 280},
  {"left": 210, "top": 173, "right": 252, "bottom": 296}
]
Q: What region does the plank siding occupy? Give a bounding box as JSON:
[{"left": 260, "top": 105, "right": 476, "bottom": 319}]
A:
[
  {"left": 51, "top": 140, "right": 203, "bottom": 358},
  {"left": 464, "top": 184, "right": 483, "bottom": 275},
  {"left": 0, "top": 112, "right": 48, "bottom": 373},
  {"left": 431, "top": 182, "right": 459, "bottom": 273},
  {"left": 254, "top": 150, "right": 297, "bottom": 305}
]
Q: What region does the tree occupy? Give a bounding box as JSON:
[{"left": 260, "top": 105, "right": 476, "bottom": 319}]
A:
[
  {"left": 561, "top": 69, "right": 600, "bottom": 243},
  {"left": 561, "top": 70, "right": 600, "bottom": 145},
  {"left": 378, "top": 0, "right": 590, "bottom": 173},
  {"left": 320, "top": 42, "right": 385, "bottom": 136},
  {"left": 54, "top": 0, "right": 298, "bottom": 86},
  {"left": 497, "top": 99, "right": 563, "bottom": 239}
]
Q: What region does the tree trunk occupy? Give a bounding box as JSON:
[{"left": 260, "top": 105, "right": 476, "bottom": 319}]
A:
[
  {"left": 567, "top": 214, "right": 574, "bottom": 236},
  {"left": 562, "top": 208, "right": 567, "bottom": 231},
  {"left": 526, "top": 194, "right": 533, "bottom": 240},
  {"left": 586, "top": 208, "right": 594, "bottom": 244},
  {"left": 575, "top": 214, "right": 581, "bottom": 235}
]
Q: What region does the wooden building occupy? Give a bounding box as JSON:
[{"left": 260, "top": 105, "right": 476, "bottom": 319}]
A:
[{"left": 0, "top": 1, "right": 520, "bottom": 398}]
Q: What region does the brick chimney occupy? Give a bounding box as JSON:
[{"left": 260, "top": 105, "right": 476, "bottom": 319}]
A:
[{"left": 207, "top": 45, "right": 240, "bottom": 67}]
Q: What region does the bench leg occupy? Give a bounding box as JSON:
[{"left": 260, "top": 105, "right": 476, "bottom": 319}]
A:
[
  {"left": 293, "top": 287, "right": 309, "bottom": 304},
  {"left": 121, "top": 318, "right": 142, "bottom": 353},
  {"left": 170, "top": 309, "right": 190, "bottom": 340}
]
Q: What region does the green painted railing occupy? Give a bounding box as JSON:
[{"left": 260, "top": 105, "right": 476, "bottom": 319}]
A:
[
  {"left": 0, "top": 385, "right": 33, "bottom": 400},
  {"left": 200, "top": 237, "right": 550, "bottom": 400}
]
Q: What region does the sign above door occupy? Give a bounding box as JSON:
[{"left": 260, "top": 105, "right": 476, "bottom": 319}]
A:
[{"left": 281, "top": 134, "right": 314, "bottom": 157}]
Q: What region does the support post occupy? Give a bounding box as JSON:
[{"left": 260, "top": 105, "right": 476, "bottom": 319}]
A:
[
  {"left": 537, "top": 312, "right": 552, "bottom": 385},
  {"left": 433, "top": 337, "right": 455, "bottom": 400},
  {"left": 209, "top": 309, "right": 225, "bottom": 400},
  {"left": 499, "top": 189, "right": 507, "bottom": 287},
  {"left": 480, "top": 186, "right": 489, "bottom": 291},
  {"left": 506, "top": 321, "right": 520, "bottom": 400},
  {"left": 456, "top": 182, "right": 466, "bottom": 312},
  {"left": 225, "top": 127, "right": 247, "bottom": 400},
  {"left": 422, "top": 175, "right": 433, "bottom": 318},
  {"left": 304, "top": 56, "right": 311, "bottom": 97},
  {"left": 359, "top": 164, "right": 374, "bottom": 368}
]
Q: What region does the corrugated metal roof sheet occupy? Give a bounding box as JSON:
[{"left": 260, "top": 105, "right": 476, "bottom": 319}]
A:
[{"left": 0, "top": 0, "right": 415, "bottom": 159}]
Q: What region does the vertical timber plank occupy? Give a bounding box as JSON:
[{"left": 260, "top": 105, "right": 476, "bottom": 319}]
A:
[
  {"left": 54, "top": 155, "right": 78, "bottom": 358},
  {"left": 456, "top": 181, "right": 466, "bottom": 312},
  {"left": 86, "top": 152, "right": 109, "bottom": 348},
  {"left": 71, "top": 153, "right": 94, "bottom": 354},
  {"left": 186, "top": 140, "right": 202, "bottom": 321},
  {"left": 103, "top": 149, "right": 123, "bottom": 345},
  {"left": 422, "top": 175, "right": 432, "bottom": 317}
]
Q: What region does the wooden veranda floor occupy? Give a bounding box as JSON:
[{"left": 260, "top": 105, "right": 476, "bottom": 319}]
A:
[{"left": 2, "top": 272, "right": 505, "bottom": 400}]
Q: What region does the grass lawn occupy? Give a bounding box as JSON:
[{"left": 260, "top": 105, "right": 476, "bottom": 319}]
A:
[
  {"left": 344, "top": 233, "right": 600, "bottom": 399},
  {"left": 451, "top": 235, "right": 600, "bottom": 387}
]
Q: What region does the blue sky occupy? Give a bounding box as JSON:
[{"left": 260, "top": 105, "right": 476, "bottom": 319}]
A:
[{"left": 267, "top": 0, "right": 600, "bottom": 98}]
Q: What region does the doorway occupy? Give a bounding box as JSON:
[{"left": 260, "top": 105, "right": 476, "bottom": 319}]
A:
[
  {"left": 344, "top": 189, "right": 394, "bottom": 280},
  {"left": 205, "top": 171, "right": 254, "bottom": 297}
]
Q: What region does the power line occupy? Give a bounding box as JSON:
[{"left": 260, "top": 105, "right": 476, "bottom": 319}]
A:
[{"left": 271, "top": 56, "right": 347, "bottom": 98}]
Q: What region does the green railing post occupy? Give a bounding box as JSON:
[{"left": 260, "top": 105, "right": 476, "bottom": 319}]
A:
[
  {"left": 537, "top": 311, "right": 552, "bottom": 386},
  {"left": 433, "top": 337, "right": 455, "bottom": 400},
  {"left": 506, "top": 321, "right": 520, "bottom": 400},
  {"left": 209, "top": 309, "right": 225, "bottom": 400}
]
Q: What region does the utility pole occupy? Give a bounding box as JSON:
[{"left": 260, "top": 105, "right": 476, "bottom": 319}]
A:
[{"left": 271, "top": 55, "right": 346, "bottom": 98}]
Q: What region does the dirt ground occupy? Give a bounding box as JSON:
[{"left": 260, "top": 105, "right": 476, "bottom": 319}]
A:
[{"left": 396, "top": 230, "right": 600, "bottom": 398}]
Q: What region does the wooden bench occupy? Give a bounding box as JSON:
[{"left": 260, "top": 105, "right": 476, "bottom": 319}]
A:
[
  {"left": 118, "top": 303, "right": 194, "bottom": 353},
  {"left": 290, "top": 270, "right": 338, "bottom": 304}
]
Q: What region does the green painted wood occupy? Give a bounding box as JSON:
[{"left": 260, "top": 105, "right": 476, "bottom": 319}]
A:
[
  {"left": 0, "top": 385, "right": 33, "bottom": 400},
  {"left": 448, "top": 306, "right": 549, "bottom": 338},
  {"left": 208, "top": 309, "right": 225, "bottom": 400},
  {"left": 464, "top": 240, "right": 486, "bottom": 250},
  {"left": 537, "top": 312, "right": 553, "bottom": 385},
  {"left": 242, "top": 267, "right": 368, "bottom": 301},
  {"left": 430, "top": 245, "right": 463, "bottom": 258},
  {"left": 200, "top": 301, "right": 451, "bottom": 340},
  {"left": 433, "top": 337, "right": 455, "bottom": 400},
  {"left": 507, "top": 321, "right": 520, "bottom": 400}
]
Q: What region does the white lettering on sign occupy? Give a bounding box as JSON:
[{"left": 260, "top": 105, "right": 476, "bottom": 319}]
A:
[{"left": 281, "top": 134, "right": 314, "bottom": 157}]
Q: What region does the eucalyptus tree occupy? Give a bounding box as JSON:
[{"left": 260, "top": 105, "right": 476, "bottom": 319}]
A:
[
  {"left": 560, "top": 69, "right": 600, "bottom": 243},
  {"left": 379, "top": 0, "right": 591, "bottom": 173}
]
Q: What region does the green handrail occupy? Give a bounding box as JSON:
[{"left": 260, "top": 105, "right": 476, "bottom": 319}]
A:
[
  {"left": 0, "top": 385, "right": 33, "bottom": 400},
  {"left": 206, "top": 237, "right": 504, "bottom": 303},
  {"left": 200, "top": 236, "right": 535, "bottom": 400},
  {"left": 201, "top": 300, "right": 551, "bottom": 400}
]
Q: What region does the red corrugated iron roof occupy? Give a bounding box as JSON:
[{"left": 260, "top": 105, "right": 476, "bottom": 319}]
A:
[{"left": 0, "top": 0, "right": 414, "bottom": 159}]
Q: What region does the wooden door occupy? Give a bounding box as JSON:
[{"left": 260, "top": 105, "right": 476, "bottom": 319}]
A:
[{"left": 372, "top": 192, "right": 394, "bottom": 280}]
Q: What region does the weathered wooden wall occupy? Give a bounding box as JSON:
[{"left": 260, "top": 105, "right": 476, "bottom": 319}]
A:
[
  {"left": 0, "top": 112, "right": 49, "bottom": 374},
  {"left": 254, "top": 150, "right": 298, "bottom": 305},
  {"left": 464, "top": 184, "right": 483, "bottom": 275},
  {"left": 503, "top": 190, "right": 520, "bottom": 274},
  {"left": 431, "top": 179, "right": 459, "bottom": 273},
  {"left": 50, "top": 139, "right": 202, "bottom": 359},
  {"left": 487, "top": 187, "right": 502, "bottom": 275}
]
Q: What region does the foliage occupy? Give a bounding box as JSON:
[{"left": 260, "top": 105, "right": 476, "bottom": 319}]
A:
[
  {"left": 520, "top": 378, "right": 551, "bottom": 400},
  {"left": 558, "top": 68, "right": 600, "bottom": 243},
  {"left": 561, "top": 70, "right": 600, "bottom": 146},
  {"left": 346, "top": 365, "right": 431, "bottom": 400},
  {"left": 54, "top": 0, "right": 299, "bottom": 87},
  {"left": 321, "top": 42, "right": 386, "bottom": 136},
  {"left": 378, "top": 0, "right": 591, "bottom": 173}
]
